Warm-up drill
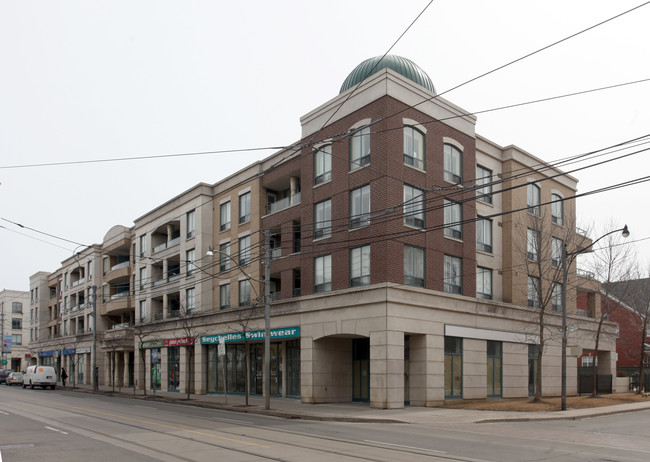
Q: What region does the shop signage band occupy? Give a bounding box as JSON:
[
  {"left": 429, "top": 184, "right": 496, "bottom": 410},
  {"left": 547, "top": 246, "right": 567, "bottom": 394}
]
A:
[{"left": 201, "top": 327, "right": 300, "bottom": 345}]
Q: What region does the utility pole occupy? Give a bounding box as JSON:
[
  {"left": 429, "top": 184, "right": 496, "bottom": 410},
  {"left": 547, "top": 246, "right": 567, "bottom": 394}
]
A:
[
  {"left": 263, "top": 229, "right": 271, "bottom": 410},
  {"left": 92, "top": 285, "right": 98, "bottom": 390}
]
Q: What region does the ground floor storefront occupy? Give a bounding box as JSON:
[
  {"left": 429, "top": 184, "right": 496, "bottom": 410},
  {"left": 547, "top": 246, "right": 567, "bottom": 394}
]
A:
[{"left": 129, "top": 285, "right": 618, "bottom": 408}]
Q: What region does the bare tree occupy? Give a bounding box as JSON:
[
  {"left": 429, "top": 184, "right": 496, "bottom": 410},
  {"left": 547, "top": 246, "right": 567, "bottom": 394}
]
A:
[
  {"left": 520, "top": 209, "right": 588, "bottom": 402},
  {"left": 173, "top": 303, "right": 210, "bottom": 400},
  {"left": 585, "top": 223, "right": 633, "bottom": 397},
  {"left": 132, "top": 322, "right": 153, "bottom": 396},
  {"left": 222, "top": 297, "right": 263, "bottom": 407}
]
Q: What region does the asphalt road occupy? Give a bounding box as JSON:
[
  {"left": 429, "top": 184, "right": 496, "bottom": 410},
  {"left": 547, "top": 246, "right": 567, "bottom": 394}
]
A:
[{"left": 1, "top": 386, "right": 649, "bottom": 461}]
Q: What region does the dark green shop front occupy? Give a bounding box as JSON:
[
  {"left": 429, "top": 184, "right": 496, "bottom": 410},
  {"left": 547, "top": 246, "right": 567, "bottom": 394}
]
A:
[{"left": 201, "top": 327, "right": 300, "bottom": 398}]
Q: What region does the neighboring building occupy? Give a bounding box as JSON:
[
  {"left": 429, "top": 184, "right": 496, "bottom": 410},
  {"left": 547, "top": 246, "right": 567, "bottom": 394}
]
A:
[
  {"left": 29, "top": 245, "right": 104, "bottom": 385},
  {"left": 0, "top": 289, "right": 30, "bottom": 371},
  {"left": 603, "top": 279, "right": 650, "bottom": 375},
  {"left": 24, "top": 55, "right": 617, "bottom": 408}
]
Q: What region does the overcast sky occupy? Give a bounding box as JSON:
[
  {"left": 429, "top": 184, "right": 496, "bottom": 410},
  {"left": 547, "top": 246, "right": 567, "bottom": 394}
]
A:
[{"left": 1, "top": 1, "right": 649, "bottom": 291}]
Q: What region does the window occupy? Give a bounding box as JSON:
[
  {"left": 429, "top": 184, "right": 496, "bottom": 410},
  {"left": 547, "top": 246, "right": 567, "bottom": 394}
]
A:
[
  {"left": 139, "top": 300, "right": 146, "bottom": 322},
  {"left": 350, "top": 185, "right": 370, "bottom": 228},
  {"left": 527, "top": 183, "right": 541, "bottom": 216},
  {"left": 314, "top": 145, "right": 332, "bottom": 185},
  {"left": 220, "top": 242, "right": 231, "bottom": 272},
  {"left": 403, "top": 126, "right": 424, "bottom": 170},
  {"left": 476, "top": 218, "right": 492, "bottom": 253},
  {"left": 444, "top": 143, "right": 462, "bottom": 183},
  {"left": 444, "top": 337, "right": 462, "bottom": 399},
  {"left": 552, "top": 237, "right": 563, "bottom": 269},
  {"left": 314, "top": 199, "right": 332, "bottom": 239},
  {"left": 102, "top": 257, "right": 109, "bottom": 276},
  {"left": 350, "top": 126, "right": 370, "bottom": 170},
  {"left": 581, "top": 355, "right": 598, "bottom": 367},
  {"left": 12, "top": 302, "right": 22, "bottom": 314},
  {"left": 12, "top": 334, "right": 22, "bottom": 346},
  {"left": 476, "top": 165, "right": 493, "bottom": 204},
  {"left": 11, "top": 319, "right": 21, "bottom": 330},
  {"left": 220, "top": 201, "right": 231, "bottom": 231},
  {"left": 404, "top": 184, "right": 425, "bottom": 228},
  {"left": 528, "top": 276, "right": 540, "bottom": 308},
  {"left": 139, "top": 267, "right": 146, "bottom": 290},
  {"left": 238, "top": 236, "right": 250, "bottom": 266},
  {"left": 444, "top": 200, "right": 462, "bottom": 240},
  {"left": 476, "top": 267, "right": 492, "bottom": 300},
  {"left": 350, "top": 245, "right": 370, "bottom": 287},
  {"left": 238, "top": 193, "right": 251, "bottom": 224},
  {"left": 186, "top": 288, "right": 195, "bottom": 313},
  {"left": 552, "top": 283, "right": 563, "bottom": 313},
  {"left": 527, "top": 229, "right": 539, "bottom": 262},
  {"left": 220, "top": 284, "right": 231, "bottom": 309},
  {"left": 139, "top": 235, "right": 146, "bottom": 257},
  {"left": 551, "top": 194, "right": 564, "bottom": 225},
  {"left": 487, "top": 341, "right": 502, "bottom": 398},
  {"left": 444, "top": 255, "right": 462, "bottom": 294},
  {"left": 314, "top": 255, "right": 332, "bottom": 293},
  {"left": 186, "top": 249, "right": 196, "bottom": 276},
  {"left": 238, "top": 280, "right": 251, "bottom": 306},
  {"left": 186, "top": 210, "right": 196, "bottom": 238},
  {"left": 404, "top": 245, "right": 425, "bottom": 287}
]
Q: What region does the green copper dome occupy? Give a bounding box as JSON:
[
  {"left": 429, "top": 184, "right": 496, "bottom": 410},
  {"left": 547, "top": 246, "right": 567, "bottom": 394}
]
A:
[{"left": 340, "top": 55, "right": 435, "bottom": 94}]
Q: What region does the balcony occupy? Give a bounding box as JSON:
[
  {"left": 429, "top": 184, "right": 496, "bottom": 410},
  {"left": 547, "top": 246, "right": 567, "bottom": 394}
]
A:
[
  {"left": 71, "top": 277, "right": 86, "bottom": 287},
  {"left": 266, "top": 192, "right": 301, "bottom": 215},
  {"left": 153, "top": 242, "right": 168, "bottom": 253},
  {"left": 102, "top": 293, "right": 132, "bottom": 316},
  {"left": 577, "top": 308, "right": 594, "bottom": 318}
]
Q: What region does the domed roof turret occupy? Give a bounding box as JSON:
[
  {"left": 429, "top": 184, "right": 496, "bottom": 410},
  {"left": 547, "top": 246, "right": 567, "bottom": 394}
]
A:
[{"left": 340, "top": 55, "right": 435, "bottom": 94}]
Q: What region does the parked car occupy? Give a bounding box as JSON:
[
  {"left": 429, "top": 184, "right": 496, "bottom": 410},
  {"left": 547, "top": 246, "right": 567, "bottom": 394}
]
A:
[
  {"left": 5, "top": 372, "right": 23, "bottom": 386},
  {"left": 22, "top": 366, "right": 56, "bottom": 389},
  {"left": 0, "top": 369, "right": 12, "bottom": 384}
]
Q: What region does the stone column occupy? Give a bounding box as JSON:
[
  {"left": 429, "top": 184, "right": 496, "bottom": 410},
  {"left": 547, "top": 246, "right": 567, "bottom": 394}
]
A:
[
  {"left": 194, "top": 343, "right": 206, "bottom": 395},
  {"left": 300, "top": 336, "right": 314, "bottom": 404},
  {"left": 370, "top": 330, "right": 404, "bottom": 409},
  {"left": 463, "top": 339, "right": 487, "bottom": 399}
]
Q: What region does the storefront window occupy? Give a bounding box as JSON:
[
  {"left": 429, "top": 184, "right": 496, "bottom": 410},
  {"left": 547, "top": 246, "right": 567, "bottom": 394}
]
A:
[
  {"left": 151, "top": 348, "right": 161, "bottom": 391},
  {"left": 168, "top": 347, "right": 180, "bottom": 392}
]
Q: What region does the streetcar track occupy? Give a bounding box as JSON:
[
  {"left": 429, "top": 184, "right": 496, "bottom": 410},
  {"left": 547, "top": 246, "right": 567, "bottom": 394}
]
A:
[{"left": 1, "top": 390, "right": 488, "bottom": 461}]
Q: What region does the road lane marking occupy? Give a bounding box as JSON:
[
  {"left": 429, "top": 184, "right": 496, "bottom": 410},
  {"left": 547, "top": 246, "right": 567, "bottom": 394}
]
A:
[
  {"left": 11, "top": 395, "right": 270, "bottom": 449},
  {"left": 45, "top": 426, "right": 69, "bottom": 435},
  {"left": 0, "top": 411, "right": 9, "bottom": 415},
  {"left": 364, "top": 440, "right": 447, "bottom": 454}
]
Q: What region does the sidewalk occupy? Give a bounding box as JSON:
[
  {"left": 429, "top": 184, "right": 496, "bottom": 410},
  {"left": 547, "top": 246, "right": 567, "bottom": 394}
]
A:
[{"left": 60, "top": 383, "right": 650, "bottom": 424}]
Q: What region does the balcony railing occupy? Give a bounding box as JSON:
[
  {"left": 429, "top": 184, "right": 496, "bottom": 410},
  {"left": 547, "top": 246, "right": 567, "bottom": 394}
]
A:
[
  {"left": 71, "top": 277, "right": 86, "bottom": 287},
  {"left": 271, "top": 248, "right": 281, "bottom": 259},
  {"left": 577, "top": 308, "right": 594, "bottom": 318},
  {"left": 152, "top": 242, "right": 167, "bottom": 253},
  {"left": 110, "top": 291, "right": 130, "bottom": 300},
  {"left": 168, "top": 236, "right": 180, "bottom": 248},
  {"left": 577, "top": 269, "right": 595, "bottom": 279},
  {"left": 111, "top": 261, "right": 130, "bottom": 272},
  {"left": 265, "top": 192, "right": 301, "bottom": 215}
]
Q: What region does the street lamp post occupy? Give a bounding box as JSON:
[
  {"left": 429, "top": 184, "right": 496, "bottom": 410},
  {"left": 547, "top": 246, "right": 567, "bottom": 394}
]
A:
[{"left": 561, "top": 225, "right": 629, "bottom": 410}]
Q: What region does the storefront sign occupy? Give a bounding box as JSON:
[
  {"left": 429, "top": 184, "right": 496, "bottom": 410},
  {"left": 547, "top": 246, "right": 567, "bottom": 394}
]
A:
[
  {"left": 24, "top": 354, "right": 32, "bottom": 359},
  {"left": 164, "top": 337, "right": 194, "bottom": 347},
  {"left": 76, "top": 347, "right": 91, "bottom": 354},
  {"left": 201, "top": 327, "right": 300, "bottom": 344},
  {"left": 61, "top": 349, "right": 76, "bottom": 355},
  {"left": 140, "top": 340, "right": 164, "bottom": 349},
  {"left": 38, "top": 351, "right": 55, "bottom": 357}
]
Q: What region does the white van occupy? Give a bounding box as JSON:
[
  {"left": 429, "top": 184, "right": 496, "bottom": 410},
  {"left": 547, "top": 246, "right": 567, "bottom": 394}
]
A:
[{"left": 22, "top": 365, "right": 57, "bottom": 390}]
